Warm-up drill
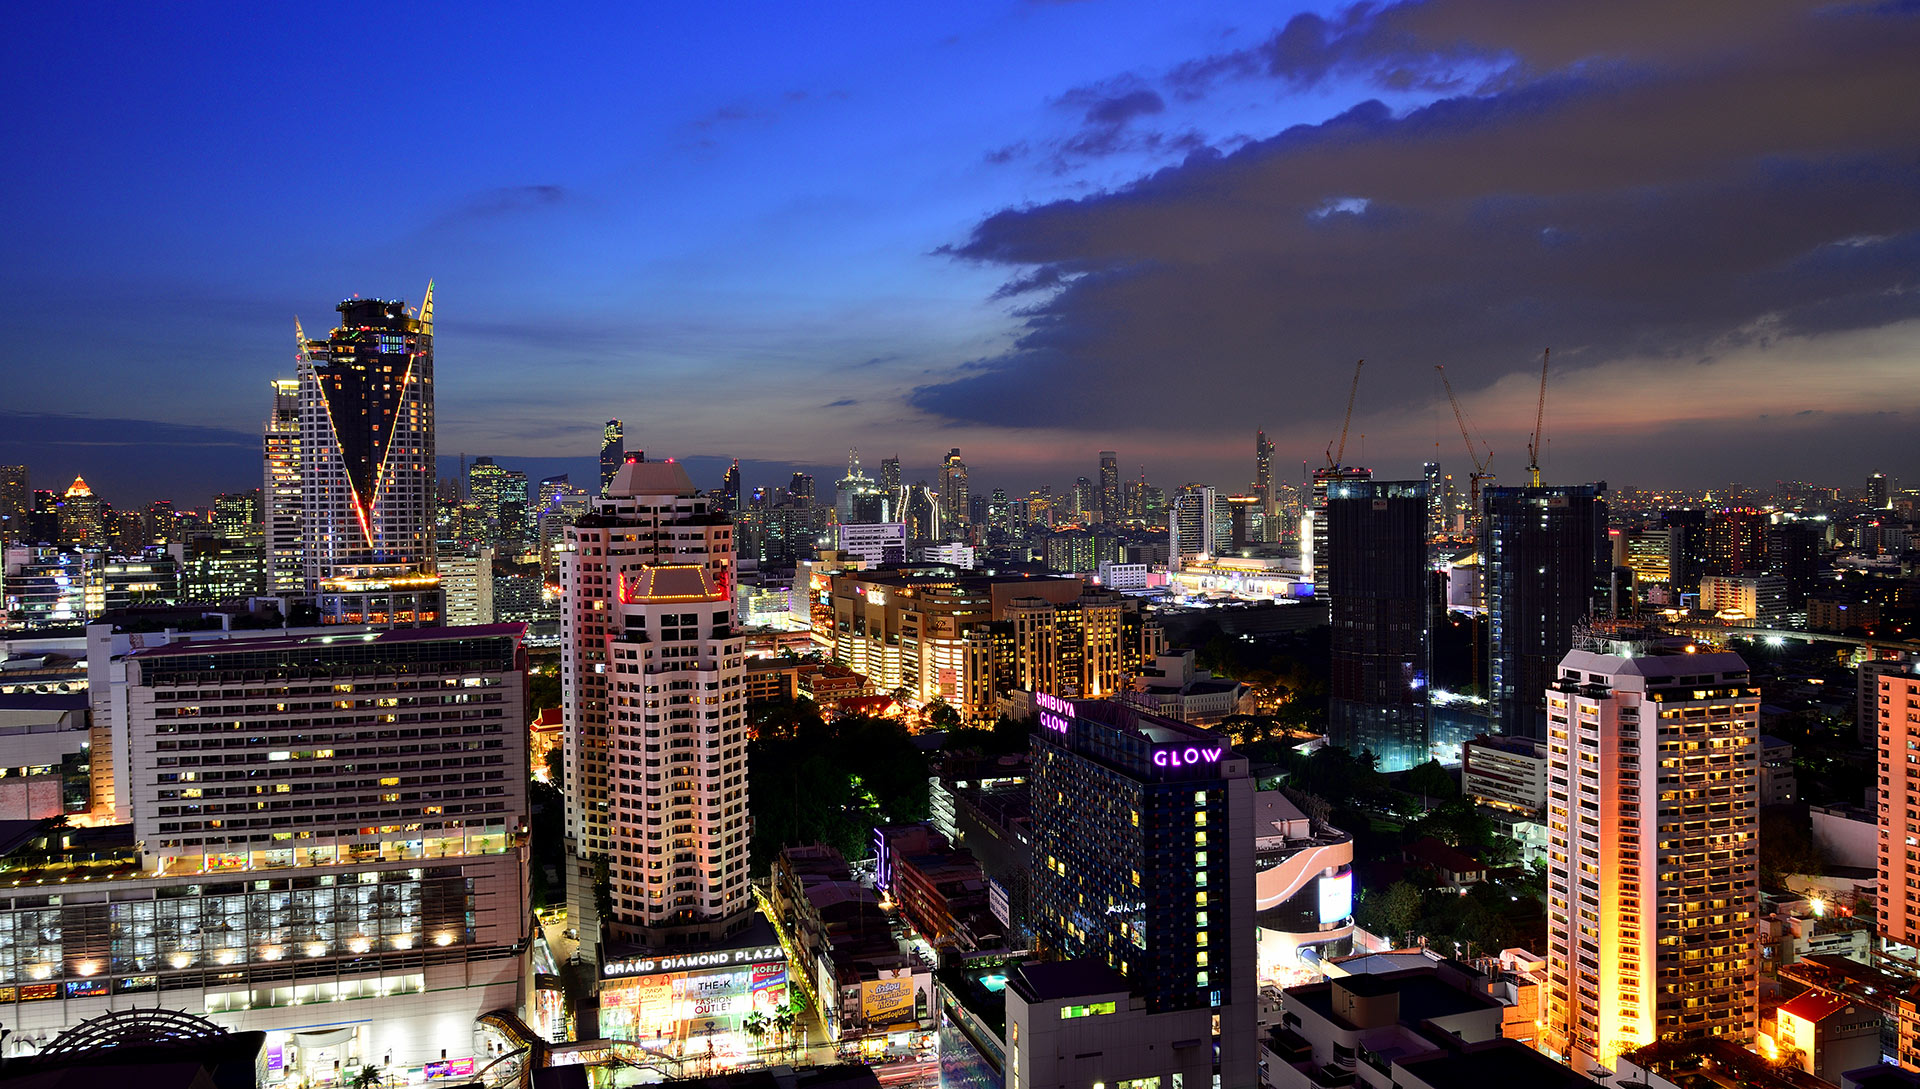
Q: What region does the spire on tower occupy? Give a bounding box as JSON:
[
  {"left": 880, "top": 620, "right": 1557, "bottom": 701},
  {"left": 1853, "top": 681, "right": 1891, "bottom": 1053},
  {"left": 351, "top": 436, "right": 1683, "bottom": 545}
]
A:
[{"left": 418, "top": 279, "right": 435, "bottom": 335}]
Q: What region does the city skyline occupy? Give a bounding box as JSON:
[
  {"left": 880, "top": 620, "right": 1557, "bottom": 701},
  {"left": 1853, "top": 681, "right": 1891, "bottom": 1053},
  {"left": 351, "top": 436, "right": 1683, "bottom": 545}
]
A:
[{"left": 4, "top": 1, "right": 1919, "bottom": 502}]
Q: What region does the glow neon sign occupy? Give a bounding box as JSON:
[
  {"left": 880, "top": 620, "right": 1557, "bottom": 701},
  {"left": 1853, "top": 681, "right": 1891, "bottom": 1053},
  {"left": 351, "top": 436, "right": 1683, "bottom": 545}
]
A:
[
  {"left": 1152, "top": 746, "right": 1223, "bottom": 769},
  {"left": 1036, "top": 692, "right": 1072, "bottom": 735}
]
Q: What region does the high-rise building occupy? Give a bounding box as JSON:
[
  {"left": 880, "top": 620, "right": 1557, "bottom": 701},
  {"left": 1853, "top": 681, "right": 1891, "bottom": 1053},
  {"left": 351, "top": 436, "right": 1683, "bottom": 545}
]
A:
[
  {"left": 788, "top": 472, "right": 815, "bottom": 507},
  {"left": 1544, "top": 645, "right": 1759, "bottom": 1072},
  {"left": 297, "top": 290, "right": 438, "bottom": 624},
  {"left": 1098, "top": 451, "right": 1120, "bottom": 523},
  {"left": 1029, "top": 697, "right": 1258, "bottom": 1089},
  {"left": 58, "top": 475, "right": 106, "bottom": 549},
  {"left": 441, "top": 545, "right": 496, "bottom": 625},
  {"left": 1482, "top": 483, "right": 1608, "bottom": 739},
  {"left": 1875, "top": 663, "right": 1920, "bottom": 944},
  {"left": 263, "top": 378, "right": 303, "bottom": 594},
  {"left": 880, "top": 455, "right": 902, "bottom": 496},
  {"left": 721, "top": 458, "right": 741, "bottom": 514},
  {"left": 1764, "top": 520, "right": 1824, "bottom": 607},
  {"left": 1253, "top": 431, "right": 1276, "bottom": 542},
  {"left": 1307, "top": 466, "right": 1371, "bottom": 599},
  {"left": 1168, "top": 484, "right": 1216, "bottom": 570},
  {"left": 0, "top": 464, "right": 27, "bottom": 544},
  {"left": 939, "top": 448, "right": 969, "bottom": 536},
  {"left": 1325, "top": 479, "right": 1431, "bottom": 771},
  {"left": 212, "top": 489, "right": 262, "bottom": 543},
  {"left": 601, "top": 419, "right": 625, "bottom": 495},
  {"left": 1703, "top": 508, "right": 1769, "bottom": 576},
  {"left": 1868, "top": 472, "right": 1892, "bottom": 510},
  {"left": 39, "top": 623, "right": 532, "bottom": 1070},
  {"left": 835, "top": 450, "right": 889, "bottom": 525},
  {"left": 561, "top": 455, "right": 749, "bottom": 952}
]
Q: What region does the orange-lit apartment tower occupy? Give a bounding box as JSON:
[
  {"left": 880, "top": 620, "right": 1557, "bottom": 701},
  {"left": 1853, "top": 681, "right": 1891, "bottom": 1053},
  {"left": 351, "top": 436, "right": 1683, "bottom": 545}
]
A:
[
  {"left": 561, "top": 456, "right": 750, "bottom": 951},
  {"left": 1544, "top": 645, "right": 1759, "bottom": 1074},
  {"left": 1876, "top": 664, "right": 1920, "bottom": 945}
]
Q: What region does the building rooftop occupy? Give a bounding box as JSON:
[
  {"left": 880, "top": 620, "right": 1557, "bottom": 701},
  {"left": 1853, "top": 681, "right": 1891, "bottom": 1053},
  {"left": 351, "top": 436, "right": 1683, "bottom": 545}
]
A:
[
  {"left": 1286, "top": 968, "right": 1500, "bottom": 1031},
  {"left": 0, "top": 691, "right": 88, "bottom": 712},
  {"left": 128, "top": 622, "right": 525, "bottom": 658},
  {"left": 1779, "top": 988, "right": 1856, "bottom": 1023},
  {"left": 606, "top": 458, "right": 698, "bottom": 498},
  {"left": 1008, "top": 958, "right": 1131, "bottom": 1003},
  {"left": 1393, "top": 1039, "right": 1593, "bottom": 1089}
]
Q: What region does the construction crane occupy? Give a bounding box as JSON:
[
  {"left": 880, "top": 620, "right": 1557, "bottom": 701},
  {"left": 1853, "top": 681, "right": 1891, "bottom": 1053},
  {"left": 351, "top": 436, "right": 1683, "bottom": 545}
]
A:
[
  {"left": 1324, "top": 359, "right": 1365, "bottom": 469},
  {"left": 1435, "top": 365, "right": 1493, "bottom": 513},
  {"left": 1527, "top": 348, "right": 1550, "bottom": 487},
  {"left": 1437, "top": 364, "right": 1492, "bottom": 702}
]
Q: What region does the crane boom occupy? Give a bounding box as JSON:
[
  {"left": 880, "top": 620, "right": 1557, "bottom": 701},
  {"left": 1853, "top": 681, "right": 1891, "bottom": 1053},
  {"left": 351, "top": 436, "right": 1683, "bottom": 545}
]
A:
[
  {"left": 1528, "top": 348, "right": 1550, "bottom": 487},
  {"left": 1330, "top": 359, "right": 1364, "bottom": 469},
  {"left": 1435, "top": 366, "right": 1488, "bottom": 475}
]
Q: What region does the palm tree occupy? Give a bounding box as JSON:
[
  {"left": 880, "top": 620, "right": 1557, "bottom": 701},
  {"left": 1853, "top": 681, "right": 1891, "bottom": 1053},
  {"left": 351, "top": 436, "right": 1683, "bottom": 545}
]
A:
[
  {"left": 743, "top": 1011, "right": 769, "bottom": 1054},
  {"left": 773, "top": 1006, "right": 797, "bottom": 1056}
]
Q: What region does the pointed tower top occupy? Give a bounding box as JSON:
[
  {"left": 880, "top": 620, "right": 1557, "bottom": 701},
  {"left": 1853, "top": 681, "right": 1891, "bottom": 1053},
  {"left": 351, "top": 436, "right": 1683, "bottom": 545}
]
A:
[
  {"left": 294, "top": 317, "right": 309, "bottom": 363},
  {"left": 66, "top": 475, "right": 92, "bottom": 498},
  {"left": 418, "top": 279, "right": 434, "bottom": 335}
]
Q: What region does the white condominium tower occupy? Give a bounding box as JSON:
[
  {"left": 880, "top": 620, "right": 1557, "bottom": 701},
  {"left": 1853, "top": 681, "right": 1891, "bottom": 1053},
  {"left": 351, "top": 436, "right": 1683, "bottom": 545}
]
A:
[
  {"left": 1543, "top": 644, "right": 1759, "bottom": 1073},
  {"left": 562, "top": 454, "right": 749, "bottom": 950},
  {"left": 298, "top": 286, "right": 440, "bottom": 625},
  {"left": 264, "top": 377, "right": 303, "bottom": 594}
]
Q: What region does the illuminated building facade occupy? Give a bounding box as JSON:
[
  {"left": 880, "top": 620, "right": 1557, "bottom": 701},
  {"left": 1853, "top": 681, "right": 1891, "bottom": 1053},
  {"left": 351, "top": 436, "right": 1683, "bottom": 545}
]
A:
[
  {"left": 264, "top": 379, "right": 304, "bottom": 594},
  {"left": 1875, "top": 664, "right": 1920, "bottom": 946},
  {"left": 59, "top": 476, "right": 106, "bottom": 549},
  {"left": 298, "top": 289, "right": 439, "bottom": 626},
  {"left": 0, "top": 624, "right": 534, "bottom": 1081},
  {"left": 1098, "top": 451, "right": 1119, "bottom": 523},
  {"left": 1253, "top": 430, "right": 1275, "bottom": 541},
  {"left": 1252, "top": 791, "right": 1354, "bottom": 985},
  {"left": 1483, "top": 483, "right": 1609, "bottom": 739},
  {"left": 939, "top": 449, "right": 969, "bottom": 537},
  {"left": 1325, "top": 479, "right": 1431, "bottom": 771},
  {"left": 1307, "top": 466, "right": 1372, "bottom": 599},
  {"left": 0, "top": 464, "right": 29, "bottom": 545},
  {"left": 1168, "top": 484, "right": 1215, "bottom": 570},
  {"left": 561, "top": 456, "right": 750, "bottom": 951},
  {"left": 1544, "top": 646, "right": 1759, "bottom": 1072},
  {"left": 1028, "top": 697, "right": 1258, "bottom": 1089},
  {"left": 600, "top": 419, "right": 624, "bottom": 495}
]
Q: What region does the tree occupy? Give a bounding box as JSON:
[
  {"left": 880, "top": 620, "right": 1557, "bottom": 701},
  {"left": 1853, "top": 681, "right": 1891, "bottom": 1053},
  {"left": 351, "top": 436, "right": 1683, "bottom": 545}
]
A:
[
  {"left": 1379, "top": 881, "right": 1423, "bottom": 941},
  {"left": 925, "top": 699, "right": 960, "bottom": 730},
  {"left": 353, "top": 1066, "right": 384, "bottom": 1089},
  {"left": 1403, "top": 760, "right": 1457, "bottom": 803}
]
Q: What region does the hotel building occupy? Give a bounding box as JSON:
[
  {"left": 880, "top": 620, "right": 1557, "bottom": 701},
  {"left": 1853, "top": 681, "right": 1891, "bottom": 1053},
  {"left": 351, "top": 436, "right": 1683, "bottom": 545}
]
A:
[
  {"left": 0, "top": 623, "right": 530, "bottom": 1083},
  {"left": 1543, "top": 645, "right": 1759, "bottom": 1072},
  {"left": 560, "top": 456, "right": 750, "bottom": 952}
]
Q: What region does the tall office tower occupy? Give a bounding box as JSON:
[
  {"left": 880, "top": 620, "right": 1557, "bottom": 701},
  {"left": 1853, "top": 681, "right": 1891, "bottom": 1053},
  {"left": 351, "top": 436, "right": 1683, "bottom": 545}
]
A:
[
  {"left": 58, "top": 476, "right": 106, "bottom": 548},
  {"left": 1482, "top": 483, "right": 1608, "bottom": 739},
  {"left": 1070, "top": 477, "right": 1096, "bottom": 521},
  {"left": 880, "top": 454, "right": 901, "bottom": 496},
  {"left": 297, "top": 290, "right": 438, "bottom": 624},
  {"left": 441, "top": 545, "right": 496, "bottom": 624},
  {"left": 1253, "top": 430, "right": 1275, "bottom": 540},
  {"left": 1869, "top": 472, "right": 1891, "bottom": 509},
  {"left": 1325, "top": 479, "right": 1431, "bottom": 771},
  {"left": 601, "top": 419, "right": 625, "bottom": 494},
  {"left": 561, "top": 455, "right": 749, "bottom": 951},
  {"left": 1098, "top": 451, "right": 1120, "bottom": 523},
  {"left": 60, "top": 624, "right": 530, "bottom": 1070},
  {"left": 212, "top": 490, "right": 262, "bottom": 542},
  {"left": 1030, "top": 698, "right": 1258, "bottom": 1089},
  {"left": 901, "top": 483, "right": 939, "bottom": 542},
  {"left": 1168, "top": 484, "right": 1216, "bottom": 569},
  {"left": 466, "top": 458, "right": 516, "bottom": 547},
  {"left": 1544, "top": 645, "right": 1759, "bottom": 1072},
  {"left": 940, "top": 448, "right": 970, "bottom": 535},
  {"left": 721, "top": 458, "right": 741, "bottom": 514},
  {"left": 987, "top": 487, "right": 1012, "bottom": 539},
  {"left": 1764, "top": 520, "right": 1824, "bottom": 607},
  {"left": 835, "top": 450, "right": 888, "bottom": 525},
  {"left": 263, "top": 378, "right": 304, "bottom": 594},
  {"left": 1703, "top": 508, "right": 1768, "bottom": 576},
  {"left": 1307, "top": 466, "right": 1372, "bottom": 599},
  {"left": 1225, "top": 494, "right": 1261, "bottom": 550},
  {"left": 0, "top": 464, "right": 27, "bottom": 544},
  {"left": 1423, "top": 460, "right": 1443, "bottom": 540},
  {"left": 788, "top": 472, "right": 815, "bottom": 507},
  {"left": 145, "top": 499, "right": 177, "bottom": 547}
]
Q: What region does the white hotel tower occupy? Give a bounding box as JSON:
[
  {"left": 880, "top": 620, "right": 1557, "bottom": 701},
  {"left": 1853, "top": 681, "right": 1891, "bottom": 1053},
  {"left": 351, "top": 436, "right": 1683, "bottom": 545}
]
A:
[
  {"left": 1543, "top": 643, "right": 1759, "bottom": 1073},
  {"left": 562, "top": 455, "right": 750, "bottom": 952}
]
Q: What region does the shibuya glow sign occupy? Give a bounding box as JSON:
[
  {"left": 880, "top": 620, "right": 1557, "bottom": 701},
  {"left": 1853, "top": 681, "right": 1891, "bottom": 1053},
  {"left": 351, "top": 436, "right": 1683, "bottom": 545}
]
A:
[{"left": 1036, "top": 692, "right": 1072, "bottom": 736}]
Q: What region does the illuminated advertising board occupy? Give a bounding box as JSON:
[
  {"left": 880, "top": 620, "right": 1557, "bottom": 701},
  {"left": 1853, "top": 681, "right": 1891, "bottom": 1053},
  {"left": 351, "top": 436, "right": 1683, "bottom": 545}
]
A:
[
  {"left": 859, "top": 972, "right": 927, "bottom": 1026},
  {"left": 1317, "top": 870, "right": 1354, "bottom": 925},
  {"left": 1035, "top": 692, "right": 1072, "bottom": 735}
]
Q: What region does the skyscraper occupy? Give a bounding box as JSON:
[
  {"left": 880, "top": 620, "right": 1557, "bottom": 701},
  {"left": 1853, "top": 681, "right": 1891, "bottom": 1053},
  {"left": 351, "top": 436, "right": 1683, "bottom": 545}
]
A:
[
  {"left": 1030, "top": 697, "right": 1258, "bottom": 1088},
  {"left": 880, "top": 454, "right": 902, "bottom": 496},
  {"left": 1098, "top": 450, "right": 1119, "bottom": 523},
  {"left": 1544, "top": 644, "right": 1759, "bottom": 1072},
  {"left": 562, "top": 454, "right": 749, "bottom": 951},
  {"left": 263, "top": 378, "right": 303, "bottom": 594},
  {"left": 721, "top": 458, "right": 741, "bottom": 514},
  {"left": 1168, "top": 484, "right": 1215, "bottom": 569},
  {"left": 0, "top": 464, "right": 27, "bottom": 544},
  {"left": 298, "top": 288, "right": 438, "bottom": 625},
  {"left": 1307, "top": 466, "right": 1371, "bottom": 598},
  {"left": 1868, "top": 472, "right": 1891, "bottom": 509},
  {"left": 1482, "top": 483, "right": 1608, "bottom": 738},
  {"left": 939, "top": 448, "right": 969, "bottom": 537},
  {"left": 59, "top": 475, "right": 105, "bottom": 548},
  {"left": 601, "top": 419, "right": 625, "bottom": 494},
  {"left": 1325, "top": 479, "right": 1431, "bottom": 771},
  {"left": 1253, "top": 430, "right": 1275, "bottom": 541},
  {"left": 788, "top": 472, "right": 815, "bottom": 507},
  {"left": 1876, "top": 663, "right": 1920, "bottom": 943}
]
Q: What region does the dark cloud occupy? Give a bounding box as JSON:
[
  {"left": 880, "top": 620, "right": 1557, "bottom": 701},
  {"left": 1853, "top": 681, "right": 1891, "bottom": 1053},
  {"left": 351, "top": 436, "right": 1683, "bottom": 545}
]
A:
[
  {"left": 1034, "top": 79, "right": 1194, "bottom": 167},
  {"left": 916, "top": 0, "right": 1920, "bottom": 441},
  {"left": 440, "top": 184, "right": 567, "bottom": 224},
  {"left": 824, "top": 398, "right": 859, "bottom": 407}
]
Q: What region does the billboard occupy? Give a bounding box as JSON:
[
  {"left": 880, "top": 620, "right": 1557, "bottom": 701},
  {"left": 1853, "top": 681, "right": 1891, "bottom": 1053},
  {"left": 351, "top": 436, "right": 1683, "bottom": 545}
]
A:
[
  {"left": 860, "top": 973, "right": 923, "bottom": 1026},
  {"left": 1317, "top": 870, "right": 1354, "bottom": 925}
]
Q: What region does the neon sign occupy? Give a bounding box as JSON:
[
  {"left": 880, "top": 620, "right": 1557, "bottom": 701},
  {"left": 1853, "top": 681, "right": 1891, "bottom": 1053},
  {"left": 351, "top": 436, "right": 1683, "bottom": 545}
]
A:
[
  {"left": 1040, "top": 711, "right": 1069, "bottom": 734},
  {"left": 1152, "top": 746, "right": 1223, "bottom": 769},
  {"left": 1036, "top": 692, "right": 1072, "bottom": 735}
]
